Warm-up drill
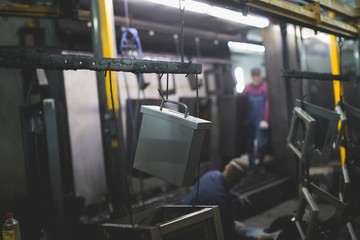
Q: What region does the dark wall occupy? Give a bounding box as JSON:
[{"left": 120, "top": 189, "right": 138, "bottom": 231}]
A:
[{"left": 263, "top": 23, "right": 297, "bottom": 178}]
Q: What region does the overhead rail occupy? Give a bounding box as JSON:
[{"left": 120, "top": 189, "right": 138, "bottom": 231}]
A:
[{"left": 0, "top": 50, "right": 202, "bottom": 74}]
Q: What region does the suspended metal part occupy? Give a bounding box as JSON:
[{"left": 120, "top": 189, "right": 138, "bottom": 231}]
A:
[{"left": 0, "top": 50, "right": 202, "bottom": 74}]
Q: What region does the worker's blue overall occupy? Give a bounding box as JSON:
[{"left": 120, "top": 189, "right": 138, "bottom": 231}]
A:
[
  {"left": 247, "top": 91, "right": 268, "bottom": 169},
  {"left": 183, "top": 171, "right": 258, "bottom": 240}
]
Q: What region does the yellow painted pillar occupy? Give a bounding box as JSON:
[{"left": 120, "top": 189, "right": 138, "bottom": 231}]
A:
[
  {"left": 330, "top": 13, "right": 346, "bottom": 164},
  {"left": 98, "top": 0, "right": 120, "bottom": 113}
]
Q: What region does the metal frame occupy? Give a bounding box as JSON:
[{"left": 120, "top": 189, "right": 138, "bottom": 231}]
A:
[
  {"left": 100, "top": 205, "right": 224, "bottom": 240},
  {"left": 287, "top": 106, "right": 315, "bottom": 163},
  {"left": 43, "top": 99, "right": 66, "bottom": 240},
  {"left": 296, "top": 181, "right": 348, "bottom": 240},
  {"left": 0, "top": 50, "right": 202, "bottom": 74},
  {"left": 344, "top": 102, "right": 360, "bottom": 119},
  {"left": 295, "top": 186, "right": 319, "bottom": 240},
  {"left": 294, "top": 100, "right": 340, "bottom": 165}
]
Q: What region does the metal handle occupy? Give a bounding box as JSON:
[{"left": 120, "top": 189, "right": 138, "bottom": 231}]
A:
[
  {"left": 158, "top": 88, "right": 189, "bottom": 118},
  {"left": 160, "top": 99, "right": 189, "bottom": 118}
]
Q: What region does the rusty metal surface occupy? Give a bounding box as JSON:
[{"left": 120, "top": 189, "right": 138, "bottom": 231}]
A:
[
  {"left": 0, "top": 3, "right": 59, "bottom": 18},
  {"left": 0, "top": 50, "right": 202, "bottom": 74},
  {"left": 244, "top": 0, "right": 359, "bottom": 38},
  {"left": 304, "top": 0, "right": 359, "bottom": 18}
]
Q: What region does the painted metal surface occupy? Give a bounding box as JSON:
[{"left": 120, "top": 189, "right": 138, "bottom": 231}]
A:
[
  {"left": 133, "top": 105, "right": 211, "bottom": 186},
  {"left": 43, "top": 99, "right": 66, "bottom": 240},
  {"left": 0, "top": 50, "right": 202, "bottom": 74}
]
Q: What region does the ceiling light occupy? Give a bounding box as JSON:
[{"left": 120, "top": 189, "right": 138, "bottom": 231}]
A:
[
  {"left": 144, "top": 0, "right": 269, "bottom": 28},
  {"left": 208, "top": 6, "right": 269, "bottom": 28},
  {"left": 228, "top": 41, "right": 265, "bottom": 53},
  {"left": 144, "top": 0, "right": 210, "bottom": 14}
]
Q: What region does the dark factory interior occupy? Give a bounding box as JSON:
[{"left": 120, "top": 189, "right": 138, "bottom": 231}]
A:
[{"left": 1, "top": 0, "right": 360, "bottom": 239}]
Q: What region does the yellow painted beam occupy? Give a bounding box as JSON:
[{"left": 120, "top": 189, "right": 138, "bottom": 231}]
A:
[
  {"left": 330, "top": 12, "right": 346, "bottom": 165},
  {"left": 304, "top": 0, "right": 359, "bottom": 18},
  {"left": 98, "top": 0, "right": 120, "bottom": 113}
]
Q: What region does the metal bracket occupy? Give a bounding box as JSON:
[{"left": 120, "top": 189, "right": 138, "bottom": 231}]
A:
[{"left": 304, "top": 2, "right": 321, "bottom": 24}]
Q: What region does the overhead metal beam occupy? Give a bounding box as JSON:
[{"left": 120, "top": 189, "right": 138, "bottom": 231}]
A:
[
  {"left": 304, "top": 0, "right": 359, "bottom": 18},
  {"left": 244, "top": 0, "right": 359, "bottom": 38},
  {"left": 0, "top": 3, "right": 59, "bottom": 18},
  {"left": 0, "top": 50, "right": 202, "bottom": 74}
]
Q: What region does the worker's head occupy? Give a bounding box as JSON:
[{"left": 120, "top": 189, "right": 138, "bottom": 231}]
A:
[
  {"left": 251, "top": 67, "right": 262, "bottom": 86},
  {"left": 223, "top": 157, "right": 249, "bottom": 186}
]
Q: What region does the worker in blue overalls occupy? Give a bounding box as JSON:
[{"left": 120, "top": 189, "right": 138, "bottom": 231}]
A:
[{"left": 242, "top": 67, "right": 269, "bottom": 170}]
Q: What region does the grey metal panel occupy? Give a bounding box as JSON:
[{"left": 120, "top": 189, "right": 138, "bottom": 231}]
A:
[
  {"left": 0, "top": 68, "right": 28, "bottom": 205},
  {"left": 63, "top": 70, "right": 107, "bottom": 205},
  {"left": 0, "top": 17, "right": 28, "bottom": 207},
  {"left": 43, "top": 99, "right": 65, "bottom": 240}
]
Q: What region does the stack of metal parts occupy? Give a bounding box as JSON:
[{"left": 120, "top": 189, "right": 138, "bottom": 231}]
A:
[{"left": 287, "top": 98, "right": 360, "bottom": 239}]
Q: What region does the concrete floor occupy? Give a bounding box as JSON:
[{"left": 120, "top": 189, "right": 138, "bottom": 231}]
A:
[{"left": 242, "top": 199, "right": 298, "bottom": 228}]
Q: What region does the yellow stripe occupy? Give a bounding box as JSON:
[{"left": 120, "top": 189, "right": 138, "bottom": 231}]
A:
[
  {"left": 330, "top": 12, "right": 346, "bottom": 165},
  {"left": 98, "top": 0, "right": 120, "bottom": 113}
]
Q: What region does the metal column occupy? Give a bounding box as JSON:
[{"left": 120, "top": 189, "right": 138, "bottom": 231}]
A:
[
  {"left": 330, "top": 12, "right": 346, "bottom": 165},
  {"left": 90, "top": 0, "right": 128, "bottom": 217}
]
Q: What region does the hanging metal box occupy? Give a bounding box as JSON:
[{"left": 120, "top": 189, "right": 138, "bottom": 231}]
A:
[{"left": 133, "top": 105, "right": 211, "bottom": 186}]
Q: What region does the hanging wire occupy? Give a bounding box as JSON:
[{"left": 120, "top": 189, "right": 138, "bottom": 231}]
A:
[
  {"left": 124, "top": 0, "right": 130, "bottom": 28},
  {"left": 195, "top": 73, "right": 200, "bottom": 206},
  {"left": 338, "top": 38, "right": 345, "bottom": 103},
  {"left": 166, "top": 73, "right": 169, "bottom": 100},
  {"left": 179, "top": 0, "right": 185, "bottom": 62},
  {"left": 108, "top": 69, "right": 134, "bottom": 227}
]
